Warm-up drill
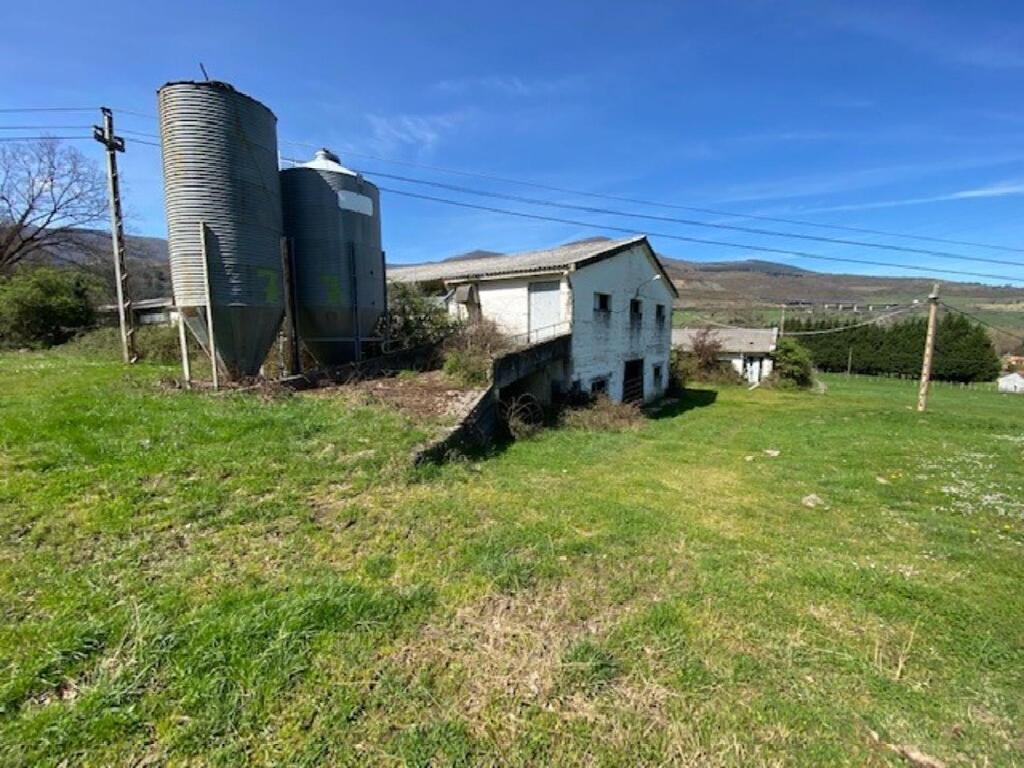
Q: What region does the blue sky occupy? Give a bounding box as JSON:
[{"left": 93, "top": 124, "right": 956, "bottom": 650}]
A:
[{"left": 3, "top": 0, "right": 1024, "bottom": 282}]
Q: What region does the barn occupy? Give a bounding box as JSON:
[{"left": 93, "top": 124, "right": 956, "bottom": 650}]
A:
[{"left": 389, "top": 236, "right": 678, "bottom": 403}]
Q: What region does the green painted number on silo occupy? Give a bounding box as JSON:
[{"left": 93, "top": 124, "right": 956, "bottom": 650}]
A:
[
  {"left": 257, "top": 268, "right": 280, "bottom": 304},
  {"left": 321, "top": 274, "right": 342, "bottom": 305}
]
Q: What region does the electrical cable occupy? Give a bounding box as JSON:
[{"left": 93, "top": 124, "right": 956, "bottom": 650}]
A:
[
  {"left": 783, "top": 305, "right": 921, "bottom": 335},
  {"left": 377, "top": 186, "right": 1024, "bottom": 284},
  {"left": 279, "top": 138, "right": 1024, "bottom": 255},
  {"left": 938, "top": 302, "right": 1024, "bottom": 343},
  {"left": 0, "top": 136, "right": 92, "bottom": 142},
  {"left": 357, "top": 168, "right": 1024, "bottom": 270}
]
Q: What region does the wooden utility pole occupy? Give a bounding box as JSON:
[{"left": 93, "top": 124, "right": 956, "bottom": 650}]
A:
[
  {"left": 93, "top": 107, "right": 137, "bottom": 363},
  {"left": 779, "top": 305, "right": 786, "bottom": 336},
  {"left": 916, "top": 284, "right": 940, "bottom": 412}
]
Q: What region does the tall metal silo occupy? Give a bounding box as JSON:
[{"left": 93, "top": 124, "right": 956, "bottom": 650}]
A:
[
  {"left": 157, "top": 80, "right": 284, "bottom": 379},
  {"left": 280, "top": 149, "right": 386, "bottom": 366}
]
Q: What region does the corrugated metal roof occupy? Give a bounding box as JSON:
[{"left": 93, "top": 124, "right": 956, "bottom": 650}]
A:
[
  {"left": 388, "top": 236, "right": 647, "bottom": 284},
  {"left": 673, "top": 327, "right": 779, "bottom": 354}
]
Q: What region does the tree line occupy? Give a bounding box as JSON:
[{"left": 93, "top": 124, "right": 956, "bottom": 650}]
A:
[{"left": 785, "top": 313, "right": 1001, "bottom": 382}]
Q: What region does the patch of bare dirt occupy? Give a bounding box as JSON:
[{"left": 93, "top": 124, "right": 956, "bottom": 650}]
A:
[
  {"left": 355, "top": 370, "right": 486, "bottom": 423},
  {"left": 306, "top": 370, "right": 486, "bottom": 424}
]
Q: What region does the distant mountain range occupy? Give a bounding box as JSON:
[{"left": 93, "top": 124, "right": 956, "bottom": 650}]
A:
[
  {"left": 41, "top": 228, "right": 1024, "bottom": 317},
  {"left": 427, "top": 236, "right": 1021, "bottom": 305}
]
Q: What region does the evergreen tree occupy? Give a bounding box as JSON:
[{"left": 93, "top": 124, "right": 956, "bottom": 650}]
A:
[{"left": 784, "top": 311, "right": 999, "bottom": 382}]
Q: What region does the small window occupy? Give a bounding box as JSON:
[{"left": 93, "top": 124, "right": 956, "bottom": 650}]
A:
[
  {"left": 630, "top": 299, "right": 642, "bottom": 324},
  {"left": 590, "top": 377, "right": 609, "bottom": 395},
  {"left": 655, "top": 304, "right": 666, "bottom": 327},
  {"left": 653, "top": 364, "right": 663, "bottom": 387},
  {"left": 593, "top": 292, "right": 611, "bottom": 313}
]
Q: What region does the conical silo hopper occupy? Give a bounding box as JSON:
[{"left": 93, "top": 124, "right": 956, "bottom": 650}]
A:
[
  {"left": 280, "top": 149, "right": 386, "bottom": 366},
  {"left": 158, "top": 80, "right": 284, "bottom": 379}
]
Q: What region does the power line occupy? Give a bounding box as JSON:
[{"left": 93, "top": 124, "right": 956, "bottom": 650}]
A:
[
  {"left": 377, "top": 186, "right": 1024, "bottom": 285},
  {"left": 278, "top": 139, "right": 1024, "bottom": 255},
  {"left": 784, "top": 306, "right": 921, "bottom": 335},
  {"left": 0, "top": 135, "right": 91, "bottom": 142},
  {"left": 7, "top": 106, "right": 1021, "bottom": 257},
  {"left": 0, "top": 107, "right": 96, "bottom": 113},
  {"left": 938, "top": 301, "right": 1024, "bottom": 343},
  {"left": 108, "top": 107, "right": 157, "bottom": 120},
  {"left": 119, "top": 128, "right": 160, "bottom": 139},
  {"left": 356, "top": 167, "right": 1024, "bottom": 270},
  {"left": 0, "top": 125, "right": 93, "bottom": 130}
]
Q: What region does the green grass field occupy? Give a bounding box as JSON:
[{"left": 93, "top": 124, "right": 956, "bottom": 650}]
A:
[{"left": 1, "top": 351, "right": 1022, "bottom": 766}]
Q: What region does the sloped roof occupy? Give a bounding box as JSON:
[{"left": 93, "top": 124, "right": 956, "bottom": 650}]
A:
[
  {"left": 673, "top": 327, "right": 779, "bottom": 354},
  {"left": 999, "top": 372, "right": 1024, "bottom": 383},
  {"left": 388, "top": 235, "right": 677, "bottom": 295}
]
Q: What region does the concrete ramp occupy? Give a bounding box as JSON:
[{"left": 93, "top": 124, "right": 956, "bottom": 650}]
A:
[{"left": 414, "top": 332, "right": 571, "bottom": 463}]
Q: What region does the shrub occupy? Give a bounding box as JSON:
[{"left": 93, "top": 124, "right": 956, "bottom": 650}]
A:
[
  {"left": 770, "top": 337, "right": 814, "bottom": 389},
  {"left": 668, "top": 348, "right": 688, "bottom": 394},
  {"left": 0, "top": 268, "right": 97, "bottom": 348},
  {"left": 68, "top": 324, "right": 203, "bottom": 364},
  {"left": 690, "top": 326, "right": 723, "bottom": 373},
  {"left": 560, "top": 395, "right": 645, "bottom": 432},
  {"left": 441, "top": 319, "right": 513, "bottom": 387},
  {"left": 380, "top": 283, "right": 455, "bottom": 350}
]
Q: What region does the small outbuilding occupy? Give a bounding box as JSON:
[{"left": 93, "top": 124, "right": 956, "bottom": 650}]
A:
[
  {"left": 389, "top": 236, "right": 678, "bottom": 403},
  {"left": 998, "top": 372, "right": 1024, "bottom": 394},
  {"left": 673, "top": 327, "right": 779, "bottom": 384}
]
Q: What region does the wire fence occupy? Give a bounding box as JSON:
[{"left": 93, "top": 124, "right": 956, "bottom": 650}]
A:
[{"left": 824, "top": 371, "right": 999, "bottom": 391}]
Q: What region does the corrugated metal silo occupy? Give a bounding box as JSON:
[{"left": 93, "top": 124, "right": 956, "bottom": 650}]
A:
[
  {"left": 157, "top": 80, "right": 284, "bottom": 378},
  {"left": 280, "top": 149, "right": 386, "bottom": 366}
]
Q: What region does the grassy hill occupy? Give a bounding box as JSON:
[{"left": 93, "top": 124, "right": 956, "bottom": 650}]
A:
[
  {"left": 1, "top": 350, "right": 1022, "bottom": 765},
  {"left": 34, "top": 229, "right": 1024, "bottom": 351}
]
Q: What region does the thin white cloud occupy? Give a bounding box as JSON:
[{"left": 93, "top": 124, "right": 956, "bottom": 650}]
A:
[
  {"left": 701, "top": 154, "right": 1024, "bottom": 204},
  {"left": 798, "top": 180, "right": 1024, "bottom": 213},
  {"left": 364, "top": 110, "right": 473, "bottom": 155},
  {"left": 432, "top": 75, "right": 581, "bottom": 97},
  {"left": 811, "top": 2, "right": 1024, "bottom": 70}
]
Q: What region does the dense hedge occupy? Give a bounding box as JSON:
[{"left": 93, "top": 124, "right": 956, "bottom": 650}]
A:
[{"left": 786, "top": 313, "right": 1000, "bottom": 382}]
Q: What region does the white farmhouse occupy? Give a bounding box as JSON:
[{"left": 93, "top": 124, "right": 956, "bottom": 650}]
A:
[
  {"left": 389, "top": 236, "right": 678, "bottom": 403},
  {"left": 672, "top": 327, "right": 779, "bottom": 384},
  {"left": 998, "top": 372, "right": 1024, "bottom": 393}
]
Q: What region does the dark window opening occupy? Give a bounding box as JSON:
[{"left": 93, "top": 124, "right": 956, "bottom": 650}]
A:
[
  {"left": 594, "top": 292, "right": 611, "bottom": 314},
  {"left": 655, "top": 304, "right": 666, "bottom": 327},
  {"left": 630, "top": 299, "right": 642, "bottom": 326},
  {"left": 590, "top": 377, "right": 609, "bottom": 395},
  {"left": 653, "top": 364, "right": 663, "bottom": 387}
]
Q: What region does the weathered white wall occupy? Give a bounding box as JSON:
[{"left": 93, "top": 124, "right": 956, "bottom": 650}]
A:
[
  {"left": 568, "top": 244, "right": 675, "bottom": 402},
  {"left": 448, "top": 274, "right": 570, "bottom": 338},
  {"left": 723, "top": 353, "right": 773, "bottom": 384}
]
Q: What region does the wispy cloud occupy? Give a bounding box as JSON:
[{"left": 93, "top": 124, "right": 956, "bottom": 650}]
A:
[
  {"left": 797, "top": 180, "right": 1024, "bottom": 214},
  {"left": 811, "top": 2, "right": 1024, "bottom": 69},
  {"left": 700, "top": 154, "right": 1024, "bottom": 204},
  {"left": 432, "top": 74, "right": 582, "bottom": 97},
  {"left": 364, "top": 109, "right": 473, "bottom": 155}
]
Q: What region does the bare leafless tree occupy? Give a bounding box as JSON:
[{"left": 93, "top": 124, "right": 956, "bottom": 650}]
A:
[{"left": 0, "top": 138, "right": 107, "bottom": 274}]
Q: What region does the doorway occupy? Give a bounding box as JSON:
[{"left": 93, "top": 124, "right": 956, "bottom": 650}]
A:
[{"left": 622, "top": 358, "right": 645, "bottom": 403}]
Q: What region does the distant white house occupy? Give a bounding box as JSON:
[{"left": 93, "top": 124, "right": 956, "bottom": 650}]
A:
[
  {"left": 998, "top": 372, "right": 1024, "bottom": 394},
  {"left": 389, "top": 236, "right": 678, "bottom": 403},
  {"left": 673, "top": 327, "right": 779, "bottom": 384}
]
